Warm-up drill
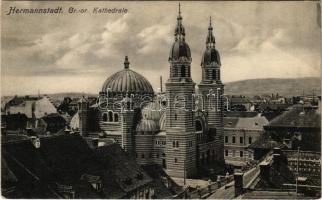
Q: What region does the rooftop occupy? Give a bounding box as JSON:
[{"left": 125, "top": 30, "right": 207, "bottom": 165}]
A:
[
  {"left": 224, "top": 115, "right": 269, "bottom": 129},
  {"left": 2, "top": 133, "right": 153, "bottom": 198},
  {"left": 266, "top": 105, "right": 320, "bottom": 129}
]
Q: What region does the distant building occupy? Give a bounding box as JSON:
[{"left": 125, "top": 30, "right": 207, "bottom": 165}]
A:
[
  {"left": 1, "top": 114, "right": 28, "bottom": 132},
  {"left": 227, "top": 95, "right": 254, "bottom": 111},
  {"left": 236, "top": 148, "right": 320, "bottom": 199},
  {"left": 5, "top": 96, "right": 57, "bottom": 119},
  {"left": 264, "top": 105, "right": 321, "bottom": 152},
  {"left": 40, "top": 113, "right": 67, "bottom": 133},
  {"left": 223, "top": 114, "right": 269, "bottom": 168},
  {"left": 3, "top": 96, "right": 67, "bottom": 135}
]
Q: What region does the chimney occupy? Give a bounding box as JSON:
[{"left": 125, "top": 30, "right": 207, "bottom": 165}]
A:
[
  {"left": 273, "top": 147, "right": 281, "bottom": 155},
  {"left": 260, "top": 162, "right": 270, "bottom": 182},
  {"left": 273, "top": 153, "right": 281, "bottom": 166},
  {"left": 234, "top": 172, "right": 243, "bottom": 197}
]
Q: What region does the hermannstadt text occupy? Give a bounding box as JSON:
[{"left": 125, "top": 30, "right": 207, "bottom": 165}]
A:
[{"left": 6, "top": 6, "right": 128, "bottom": 15}]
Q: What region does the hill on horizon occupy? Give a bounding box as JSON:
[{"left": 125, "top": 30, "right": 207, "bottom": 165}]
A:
[
  {"left": 2, "top": 77, "right": 321, "bottom": 99},
  {"left": 224, "top": 77, "right": 321, "bottom": 97}
]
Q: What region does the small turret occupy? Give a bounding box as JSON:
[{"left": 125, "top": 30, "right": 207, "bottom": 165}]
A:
[{"left": 78, "top": 96, "right": 89, "bottom": 136}]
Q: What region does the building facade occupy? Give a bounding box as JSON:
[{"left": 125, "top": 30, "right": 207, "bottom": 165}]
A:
[
  {"left": 78, "top": 6, "right": 224, "bottom": 178},
  {"left": 224, "top": 114, "right": 268, "bottom": 168}
]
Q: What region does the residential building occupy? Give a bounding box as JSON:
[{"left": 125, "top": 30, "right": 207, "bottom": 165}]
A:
[{"left": 224, "top": 114, "right": 269, "bottom": 168}]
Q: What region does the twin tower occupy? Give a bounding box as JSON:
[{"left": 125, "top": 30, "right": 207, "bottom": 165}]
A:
[{"left": 165, "top": 4, "right": 224, "bottom": 178}]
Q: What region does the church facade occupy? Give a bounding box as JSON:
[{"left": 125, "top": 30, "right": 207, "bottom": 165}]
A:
[{"left": 78, "top": 6, "right": 224, "bottom": 178}]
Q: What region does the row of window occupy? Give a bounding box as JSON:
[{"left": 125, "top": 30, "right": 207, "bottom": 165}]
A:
[
  {"left": 102, "top": 111, "right": 119, "bottom": 122},
  {"left": 172, "top": 65, "right": 190, "bottom": 78},
  {"left": 136, "top": 153, "right": 166, "bottom": 159},
  {"left": 171, "top": 140, "right": 193, "bottom": 148},
  {"left": 225, "top": 150, "right": 245, "bottom": 158},
  {"left": 205, "top": 69, "right": 220, "bottom": 80},
  {"left": 225, "top": 136, "right": 252, "bottom": 144},
  {"left": 155, "top": 140, "right": 166, "bottom": 145}
]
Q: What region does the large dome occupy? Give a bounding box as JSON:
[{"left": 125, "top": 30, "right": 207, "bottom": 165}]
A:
[
  {"left": 201, "top": 48, "right": 221, "bottom": 66},
  {"left": 169, "top": 41, "right": 191, "bottom": 61},
  {"left": 101, "top": 56, "right": 154, "bottom": 95}
]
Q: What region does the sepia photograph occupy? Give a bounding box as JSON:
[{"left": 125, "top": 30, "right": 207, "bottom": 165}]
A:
[{"left": 1, "top": 1, "right": 321, "bottom": 199}]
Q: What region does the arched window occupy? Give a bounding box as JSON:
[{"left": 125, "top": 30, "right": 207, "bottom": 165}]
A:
[
  {"left": 176, "top": 141, "right": 179, "bottom": 148},
  {"left": 181, "top": 65, "right": 186, "bottom": 77},
  {"left": 108, "top": 111, "right": 113, "bottom": 122},
  {"left": 102, "top": 113, "right": 108, "bottom": 122},
  {"left": 114, "top": 113, "right": 119, "bottom": 122},
  {"left": 212, "top": 69, "right": 216, "bottom": 79},
  {"left": 173, "top": 141, "right": 175, "bottom": 148},
  {"left": 195, "top": 120, "right": 202, "bottom": 131}
]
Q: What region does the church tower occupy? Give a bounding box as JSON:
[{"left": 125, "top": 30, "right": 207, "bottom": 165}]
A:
[
  {"left": 165, "top": 4, "right": 197, "bottom": 178},
  {"left": 198, "top": 17, "right": 224, "bottom": 161}
]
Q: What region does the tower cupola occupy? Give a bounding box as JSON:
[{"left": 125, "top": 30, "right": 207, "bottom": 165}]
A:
[{"left": 169, "top": 3, "right": 191, "bottom": 62}]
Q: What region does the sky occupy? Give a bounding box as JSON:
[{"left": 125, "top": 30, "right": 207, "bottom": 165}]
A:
[{"left": 1, "top": 1, "right": 321, "bottom": 96}]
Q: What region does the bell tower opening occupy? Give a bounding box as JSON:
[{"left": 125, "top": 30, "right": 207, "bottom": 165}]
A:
[{"left": 181, "top": 65, "right": 186, "bottom": 77}]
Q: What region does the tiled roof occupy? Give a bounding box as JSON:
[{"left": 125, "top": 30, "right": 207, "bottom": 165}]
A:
[
  {"left": 96, "top": 144, "right": 153, "bottom": 194},
  {"left": 2, "top": 134, "right": 152, "bottom": 198},
  {"left": 242, "top": 191, "right": 297, "bottom": 199},
  {"left": 5, "top": 96, "right": 41, "bottom": 107},
  {"left": 224, "top": 115, "right": 268, "bottom": 129},
  {"left": 266, "top": 105, "right": 321, "bottom": 128},
  {"left": 229, "top": 96, "right": 252, "bottom": 104},
  {"left": 248, "top": 133, "right": 281, "bottom": 149},
  {"left": 224, "top": 111, "right": 258, "bottom": 118}
]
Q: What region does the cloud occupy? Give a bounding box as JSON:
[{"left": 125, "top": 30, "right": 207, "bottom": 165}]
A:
[
  {"left": 137, "top": 24, "right": 172, "bottom": 54},
  {"left": 1, "top": 1, "right": 320, "bottom": 96},
  {"left": 222, "top": 31, "right": 320, "bottom": 82}
]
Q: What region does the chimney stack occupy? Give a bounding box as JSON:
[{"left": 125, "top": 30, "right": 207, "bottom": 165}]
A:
[
  {"left": 234, "top": 172, "right": 244, "bottom": 197},
  {"left": 273, "top": 153, "right": 281, "bottom": 166},
  {"left": 260, "top": 162, "right": 270, "bottom": 182},
  {"left": 273, "top": 147, "right": 281, "bottom": 155}
]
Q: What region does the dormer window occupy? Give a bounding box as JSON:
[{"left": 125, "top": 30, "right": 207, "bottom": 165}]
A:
[
  {"left": 56, "top": 183, "right": 75, "bottom": 199},
  {"left": 80, "top": 174, "right": 102, "bottom": 191}
]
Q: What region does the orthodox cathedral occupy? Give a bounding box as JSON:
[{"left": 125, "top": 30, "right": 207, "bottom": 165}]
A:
[{"left": 77, "top": 5, "right": 224, "bottom": 178}]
